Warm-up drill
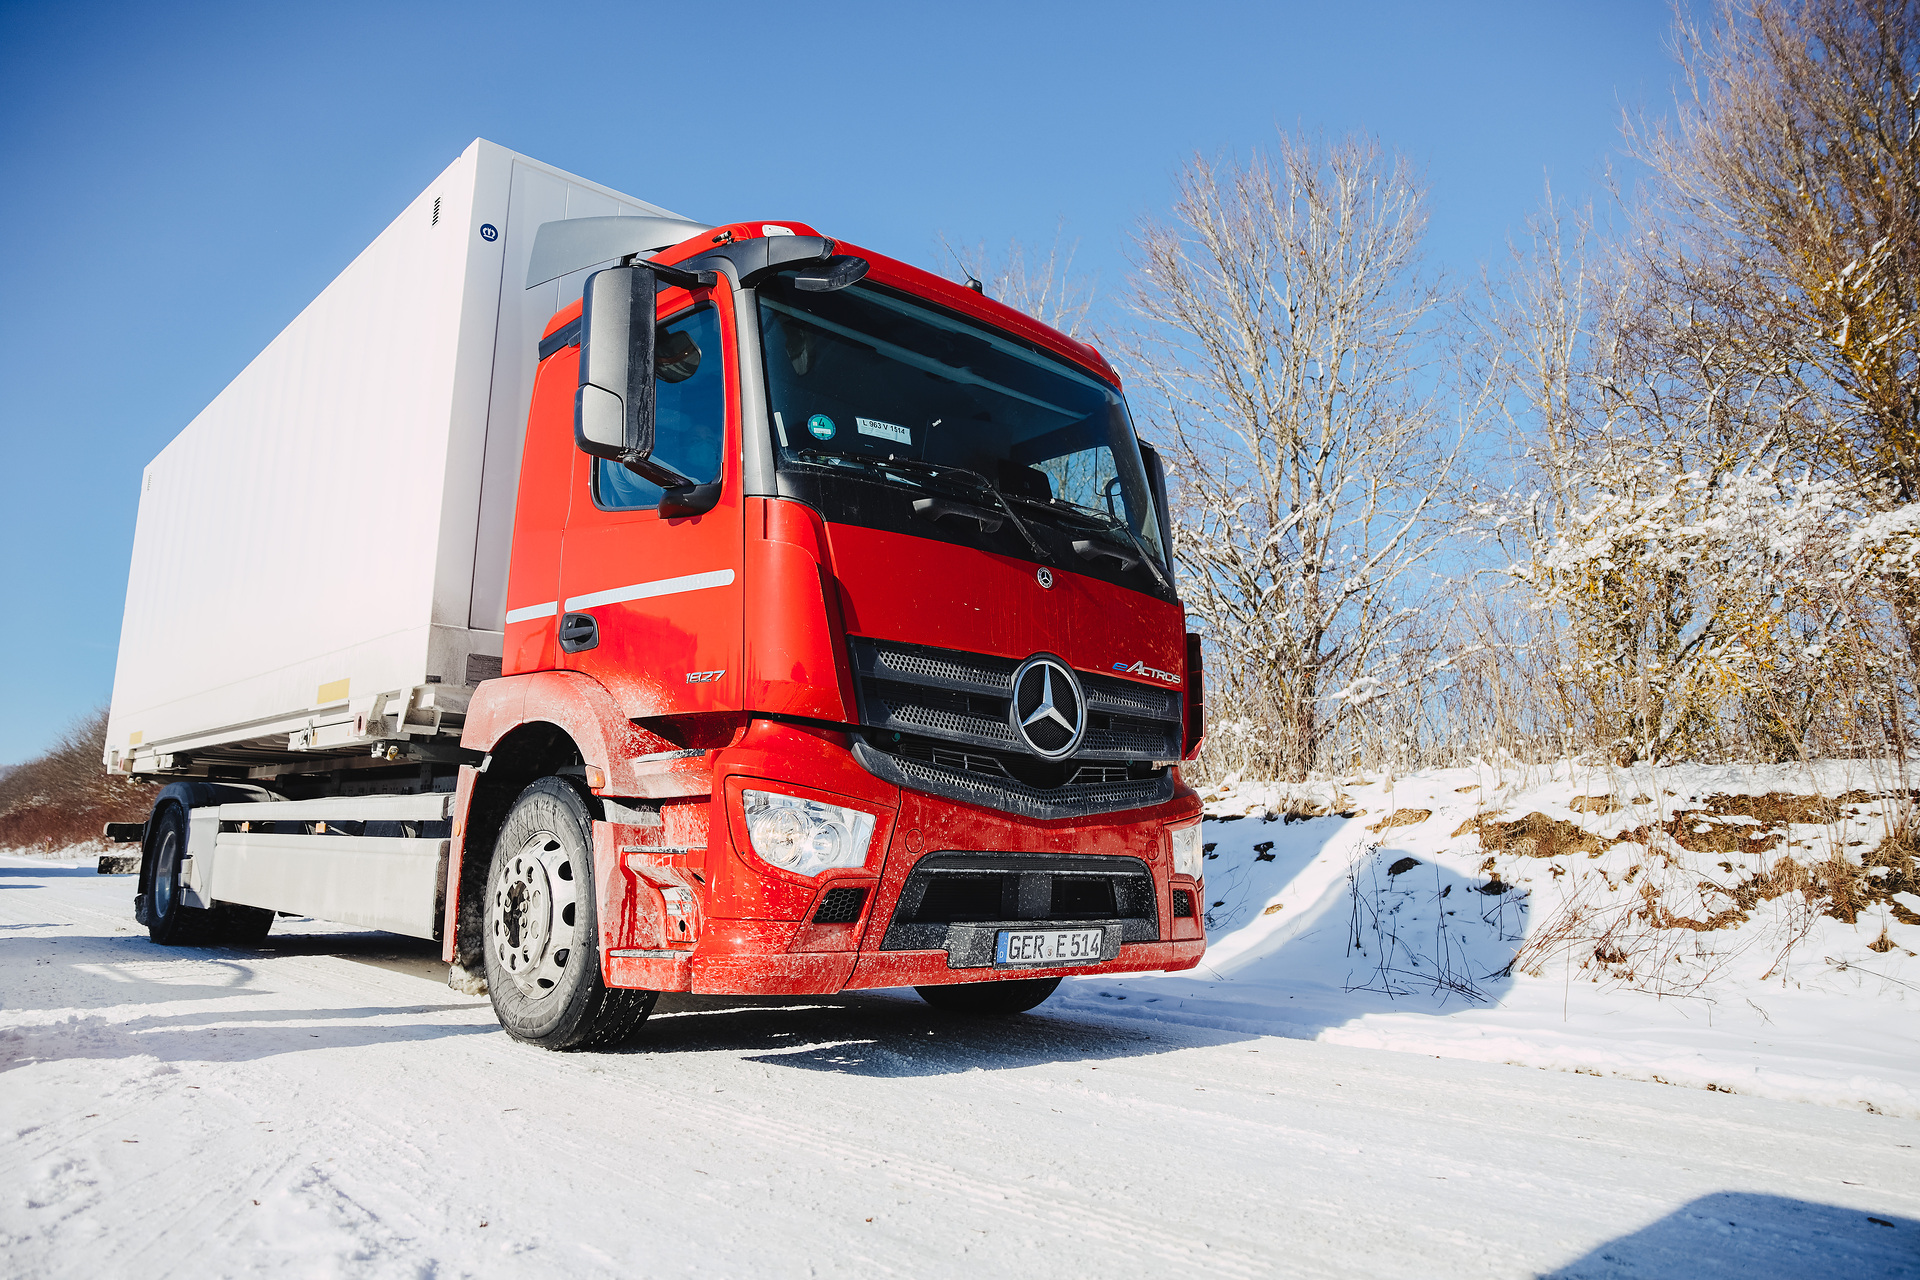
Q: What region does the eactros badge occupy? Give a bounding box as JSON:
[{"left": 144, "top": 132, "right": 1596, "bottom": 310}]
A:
[{"left": 1009, "top": 654, "right": 1085, "bottom": 759}]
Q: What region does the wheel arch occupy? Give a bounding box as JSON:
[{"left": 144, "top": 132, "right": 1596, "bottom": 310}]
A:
[{"left": 446, "top": 672, "right": 677, "bottom": 974}]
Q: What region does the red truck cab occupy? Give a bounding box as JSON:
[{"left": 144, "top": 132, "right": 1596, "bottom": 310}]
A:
[{"left": 446, "top": 220, "right": 1206, "bottom": 1046}]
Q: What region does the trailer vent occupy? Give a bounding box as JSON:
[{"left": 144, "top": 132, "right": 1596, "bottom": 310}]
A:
[
  {"left": 431, "top": 196, "right": 440, "bottom": 226},
  {"left": 813, "top": 886, "right": 869, "bottom": 924}
]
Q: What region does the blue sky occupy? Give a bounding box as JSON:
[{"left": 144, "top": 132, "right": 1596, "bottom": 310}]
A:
[{"left": 0, "top": 0, "right": 1679, "bottom": 763}]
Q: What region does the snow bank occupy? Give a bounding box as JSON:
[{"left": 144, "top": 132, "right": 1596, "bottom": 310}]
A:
[{"left": 1061, "top": 760, "right": 1920, "bottom": 1117}]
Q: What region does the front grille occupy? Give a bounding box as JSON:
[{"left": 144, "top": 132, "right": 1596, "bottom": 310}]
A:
[
  {"left": 849, "top": 637, "right": 1183, "bottom": 762},
  {"left": 847, "top": 637, "right": 1185, "bottom": 819},
  {"left": 812, "top": 886, "right": 869, "bottom": 924},
  {"left": 882, "top": 852, "right": 1160, "bottom": 955}
]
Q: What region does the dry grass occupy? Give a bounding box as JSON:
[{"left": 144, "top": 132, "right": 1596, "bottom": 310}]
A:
[
  {"left": 0, "top": 709, "right": 153, "bottom": 851},
  {"left": 1455, "top": 811, "right": 1606, "bottom": 859},
  {"left": 1499, "top": 787, "right": 1920, "bottom": 992},
  {"left": 1367, "top": 808, "right": 1431, "bottom": 834}
]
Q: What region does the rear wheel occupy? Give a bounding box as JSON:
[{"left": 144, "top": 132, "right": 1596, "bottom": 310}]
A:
[
  {"left": 482, "top": 778, "right": 656, "bottom": 1050},
  {"left": 144, "top": 806, "right": 277, "bottom": 947},
  {"left": 145, "top": 806, "right": 215, "bottom": 945},
  {"left": 915, "top": 976, "right": 1062, "bottom": 1015}
]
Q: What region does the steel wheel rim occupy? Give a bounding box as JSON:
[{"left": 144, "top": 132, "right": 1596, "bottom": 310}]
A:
[
  {"left": 153, "top": 827, "right": 179, "bottom": 917},
  {"left": 488, "top": 828, "right": 581, "bottom": 999}
]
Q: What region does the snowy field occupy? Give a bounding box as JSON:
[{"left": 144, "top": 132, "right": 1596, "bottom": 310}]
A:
[
  {"left": 3, "top": 763, "right": 1918, "bottom": 1278},
  {"left": 1071, "top": 761, "right": 1920, "bottom": 1119}
]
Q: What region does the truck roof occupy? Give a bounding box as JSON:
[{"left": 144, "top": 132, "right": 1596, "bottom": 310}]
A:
[{"left": 541, "top": 220, "right": 1123, "bottom": 391}]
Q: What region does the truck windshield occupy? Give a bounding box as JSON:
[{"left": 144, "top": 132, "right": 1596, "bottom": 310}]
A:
[{"left": 757, "top": 275, "right": 1166, "bottom": 566}]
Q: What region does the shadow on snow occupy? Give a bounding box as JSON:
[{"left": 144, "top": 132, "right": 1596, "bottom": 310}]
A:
[{"left": 1539, "top": 1192, "right": 1918, "bottom": 1279}]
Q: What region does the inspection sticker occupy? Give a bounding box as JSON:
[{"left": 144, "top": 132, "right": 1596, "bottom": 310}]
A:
[{"left": 856, "top": 417, "right": 911, "bottom": 445}]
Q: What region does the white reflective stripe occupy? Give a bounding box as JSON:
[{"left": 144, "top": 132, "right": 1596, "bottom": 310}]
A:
[
  {"left": 504, "top": 601, "right": 558, "bottom": 625},
  {"left": 564, "top": 569, "right": 735, "bottom": 613}
]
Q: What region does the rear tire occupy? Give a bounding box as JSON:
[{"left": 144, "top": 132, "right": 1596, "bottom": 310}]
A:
[
  {"left": 143, "top": 807, "right": 277, "bottom": 947},
  {"left": 915, "top": 976, "right": 1062, "bottom": 1015},
  {"left": 144, "top": 806, "right": 217, "bottom": 946},
  {"left": 482, "top": 777, "right": 656, "bottom": 1050}
]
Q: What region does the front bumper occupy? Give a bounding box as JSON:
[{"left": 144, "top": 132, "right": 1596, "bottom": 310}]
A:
[{"left": 602, "top": 718, "right": 1204, "bottom": 995}]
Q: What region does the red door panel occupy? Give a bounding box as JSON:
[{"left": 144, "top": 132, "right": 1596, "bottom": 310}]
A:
[{"left": 557, "top": 283, "right": 746, "bottom": 720}]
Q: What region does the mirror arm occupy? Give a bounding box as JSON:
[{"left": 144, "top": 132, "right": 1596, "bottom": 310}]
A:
[
  {"left": 624, "top": 455, "right": 700, "bottom": 489},
  {"left": 622, "top": 255, "right": 716, "bottom": 292}
]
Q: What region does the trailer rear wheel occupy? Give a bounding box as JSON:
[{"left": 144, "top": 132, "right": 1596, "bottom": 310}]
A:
[
  {"left": 482, "top": 778, "right": 655, "bottom": 1049},
  {"left": 144, "top": 806, "right": 214, "bottom": 946},
  {"left": 914, "top": 976, "right": 1062, "bottom": 1015},
  {"left": 142, "top": 808, "right": 277, "bottom": 947}
]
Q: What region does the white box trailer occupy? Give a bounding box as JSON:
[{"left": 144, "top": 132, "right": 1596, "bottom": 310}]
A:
[{"left": 105, "top": 139, "right": 695, "bottom": 780}]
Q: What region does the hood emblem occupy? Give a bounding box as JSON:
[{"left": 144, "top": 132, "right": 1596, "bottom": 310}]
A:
[
  {"left": 1009, "top": 654, "right": 1086, "bottom": 759},
  {"left": 1035, "top": 567, "right": 1054, "bottom": 589}
]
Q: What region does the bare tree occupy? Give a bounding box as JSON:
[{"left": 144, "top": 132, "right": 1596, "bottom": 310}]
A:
[
  {"left": 1120, "top": 135, "right": 1468, "bottom": 781},
  {"left": 1470, "top": 0, "right": 1920, "bottom": 766},
  {"left": 938, "top": 225, "right": 1098, "bottom": 338},
  {"left": 1634, "top": 0, "right": 1920, "bottom": 493}
]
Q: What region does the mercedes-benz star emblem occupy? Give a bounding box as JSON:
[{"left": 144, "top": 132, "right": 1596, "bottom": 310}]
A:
[
  {"left": 1035, "top": 567, "right": 1053, "bottom": 589},
  {"left": 1009, "top": 654, "right": 1086, "bottom": 759}
]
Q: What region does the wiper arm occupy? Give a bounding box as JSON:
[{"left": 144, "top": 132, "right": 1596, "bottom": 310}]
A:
[
  {"left": 1112, "top": 518, "right": 1175, "bottom": 593},
  {"left": 874, "top": 456, "right": 1054, "bottom": 563},
  {"left": 1035, "top": 495, "right": 1175, "bottom": 593},
  {"left": 791, "top": 448, "right": 921, "bottom": 485}
]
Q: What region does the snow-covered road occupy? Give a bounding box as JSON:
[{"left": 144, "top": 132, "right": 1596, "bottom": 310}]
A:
[{"left": 3, "top": 855, "right": 1916, "bottom": 1279}]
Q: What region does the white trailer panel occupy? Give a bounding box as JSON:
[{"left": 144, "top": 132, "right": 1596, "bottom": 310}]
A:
[{"left": 106, "top": 140, "right": 690, "bottom": 773}]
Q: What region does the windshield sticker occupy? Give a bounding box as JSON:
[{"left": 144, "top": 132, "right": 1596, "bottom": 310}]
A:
[
  {"left": 807, "top": 414, "right": 836, "bottom": 440},
  {"left": 856, "top": 417, "right": 912, "bottom": 445}
]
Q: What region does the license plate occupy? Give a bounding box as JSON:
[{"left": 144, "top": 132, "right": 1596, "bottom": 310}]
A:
[{"left": 995, "top": 927, "right": 1105, "bottom": 966}]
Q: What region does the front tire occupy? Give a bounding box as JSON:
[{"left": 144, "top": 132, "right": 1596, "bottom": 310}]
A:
[
  {"left": 482, "top": 778, "right": 656, "bottom": 1050},
  {"left": 915, "top": 976, "right": 1062, "bottom": 1015}
]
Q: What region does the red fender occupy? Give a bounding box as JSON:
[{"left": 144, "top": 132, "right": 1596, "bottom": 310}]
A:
[{"left": 442, "top": 670, "right": 716, "bottom": 972}]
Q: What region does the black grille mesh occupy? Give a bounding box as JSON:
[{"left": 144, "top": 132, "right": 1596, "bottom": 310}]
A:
[
  {"left": 849, "top": 637, "right": 1182, "bottom": 762},
  {"left": 813, "top": 886, "right": 869, "bottom": 924},
  {"left": 1172, "top": 889, "right": 1195, "bottom": 919}
]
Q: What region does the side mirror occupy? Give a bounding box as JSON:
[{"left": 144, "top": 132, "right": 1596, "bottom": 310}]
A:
[{"left": 576, "top": 266, "right": 658, "bottom": 464}]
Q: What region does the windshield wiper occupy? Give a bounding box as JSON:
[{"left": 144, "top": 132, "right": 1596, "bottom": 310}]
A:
[
  {"left": 868, "top": 456, "right": 1054, "bottom": 563},
  {"left": 791, "top": 448, "right": 926, "bottom": 485},
  {"left": 1018, "top": 494, "right": 1175, "bottom": 593}
]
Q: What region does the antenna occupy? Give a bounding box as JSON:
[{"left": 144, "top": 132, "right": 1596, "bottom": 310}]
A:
[{"left": 942, "top": 238, "right": 985, "bottom": 295}]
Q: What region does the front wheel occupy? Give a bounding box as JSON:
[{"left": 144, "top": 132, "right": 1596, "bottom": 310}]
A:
[
  {"left": 482, "top": 778, "right": 656, "bottom": 1050},
  {"left": 915, "top": 976, "right": 1062, "bottom": 1015}
]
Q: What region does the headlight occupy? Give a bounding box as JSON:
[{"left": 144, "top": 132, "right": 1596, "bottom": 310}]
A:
[
  {"left": 1170, "top": 823, "right": 1204, "bottom": 881},
  {"left": 741, "top": 789, "right": 876, "bottom": 877}
]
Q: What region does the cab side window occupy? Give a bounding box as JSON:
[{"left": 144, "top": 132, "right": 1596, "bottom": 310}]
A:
[{"left": 595, "top": 303, "right": 725, "bottom": 510}]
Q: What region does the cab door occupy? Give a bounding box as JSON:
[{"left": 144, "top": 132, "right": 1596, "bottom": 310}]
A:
[{"left": 556, "top": 280, "right": 745, "bottom": 720}]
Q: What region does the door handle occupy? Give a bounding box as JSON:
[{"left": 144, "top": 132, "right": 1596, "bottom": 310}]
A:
[{"left": 558, "top": 612, "right": 600, "bottom": 653}]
